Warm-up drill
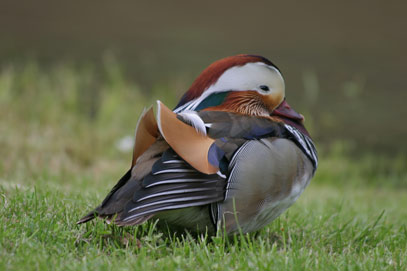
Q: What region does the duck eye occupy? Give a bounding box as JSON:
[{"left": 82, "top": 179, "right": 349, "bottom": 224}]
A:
[{"left": 259, "top": 85, "right": 270, "bottom": 91}]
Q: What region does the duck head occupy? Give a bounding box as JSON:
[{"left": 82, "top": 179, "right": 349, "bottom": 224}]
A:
[{"left": 174, "top": 54, "right": 309, "bottom": 136}]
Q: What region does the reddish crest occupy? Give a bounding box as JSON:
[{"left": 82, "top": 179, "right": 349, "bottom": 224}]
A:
[{"left": 175, "top": 55, "right": 279, "bottom": 109}]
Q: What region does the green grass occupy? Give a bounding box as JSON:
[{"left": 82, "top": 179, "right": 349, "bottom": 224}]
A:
[
  {"left": 1, "top": 61, "right": 406, "bottom": 270},
  {"left": 2, "top": 181, "right": 406, "bottom": 270}
]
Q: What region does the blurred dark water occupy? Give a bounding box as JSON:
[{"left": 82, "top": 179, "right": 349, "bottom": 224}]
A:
[{"left": 1, "top": 0, "right": 406, "bottom": 153}]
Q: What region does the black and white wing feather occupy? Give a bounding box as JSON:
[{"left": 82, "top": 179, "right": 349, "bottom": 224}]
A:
[{"left": 116, "top": 149, "right": 226, "bottom": 225}]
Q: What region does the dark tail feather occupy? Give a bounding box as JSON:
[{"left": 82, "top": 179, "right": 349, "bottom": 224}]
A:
[
  {"left": 76, "top": 169, "right": 133, "bottom": 225},
  {"left": 115, "top": 214, "right": 154, "bottom": 226},
  {"left": 76, "top": 211, "right": 153, "bottom": 226},
  {"left": 76, "top": 211, "right": 98, "bottom": 224}
]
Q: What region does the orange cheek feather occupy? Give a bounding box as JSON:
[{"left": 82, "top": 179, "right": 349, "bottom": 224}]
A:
[
  {"left": 202, "top": 91, "right": 283, "bottom": 116},
  {"left": 202, "top": 91, "right": 261, "bottom": 113}
]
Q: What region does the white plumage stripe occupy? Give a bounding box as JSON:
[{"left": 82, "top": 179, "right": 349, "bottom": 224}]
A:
[
  {"left": 152, "top": 168, "right": 195, "bottom": 175},
  {"left": 144, "top": 178, "right": 216, "bottom": 188},
  {"left": 122, "top": 199, "right": 218, "bottom": 222},
  {"left": 136, "top": 187, "right": 217, "bottom": 202},
  {"left": 128, "top": 195, "right": 216, "bottom": 213}
]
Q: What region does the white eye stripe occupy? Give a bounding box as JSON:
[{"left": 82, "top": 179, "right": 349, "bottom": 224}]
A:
[
  {"left": 174, "top": 62, "right": 285, "bottom": 113},
  {"left": 206, "top": 62, "right": 284, "bottom": 95}
]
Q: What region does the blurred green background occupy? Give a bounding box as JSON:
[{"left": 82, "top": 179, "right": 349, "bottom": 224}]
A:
[{"left": 0, "top": 1, "right": 406, "bottom": 186}]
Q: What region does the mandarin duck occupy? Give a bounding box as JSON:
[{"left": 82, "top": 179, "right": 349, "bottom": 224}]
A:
[{"left": 77, "top": 55, "right": 318, "bottom": 235}]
